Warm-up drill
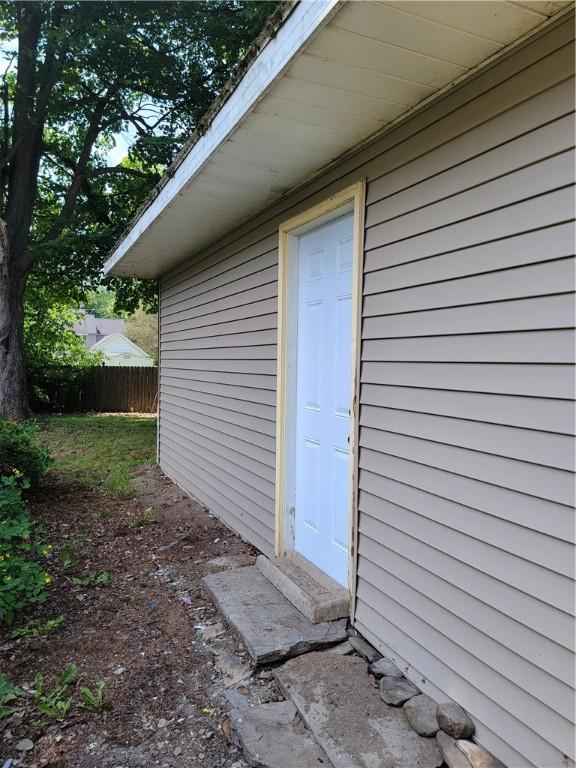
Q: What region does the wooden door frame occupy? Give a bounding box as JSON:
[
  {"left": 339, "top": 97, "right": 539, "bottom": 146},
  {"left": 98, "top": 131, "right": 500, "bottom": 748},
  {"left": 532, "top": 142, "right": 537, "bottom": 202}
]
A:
[{"left": 274, "top": 180, "right": 365, "bottom": 602}]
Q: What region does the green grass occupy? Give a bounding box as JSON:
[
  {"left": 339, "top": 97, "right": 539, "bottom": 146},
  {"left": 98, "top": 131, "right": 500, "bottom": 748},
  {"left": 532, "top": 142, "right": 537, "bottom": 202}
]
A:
[{"left": 37, "top": 415, "right": 157, "bottom": 495}]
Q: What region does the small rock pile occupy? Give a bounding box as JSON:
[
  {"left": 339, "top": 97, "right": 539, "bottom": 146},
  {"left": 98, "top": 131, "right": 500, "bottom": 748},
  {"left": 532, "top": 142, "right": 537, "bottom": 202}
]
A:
[{"left": 349, "top": 634, "right": 507, "bottom": 768}]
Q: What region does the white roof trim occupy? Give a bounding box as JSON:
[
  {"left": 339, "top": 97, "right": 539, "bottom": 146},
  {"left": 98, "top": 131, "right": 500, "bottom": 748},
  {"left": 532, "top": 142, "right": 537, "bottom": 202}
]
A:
[
  {"left": 104, "top": 0, "right": 338, "bottom": 276},
  {"left": 104, "top": 0, "right": 572, "bottom": 278}
]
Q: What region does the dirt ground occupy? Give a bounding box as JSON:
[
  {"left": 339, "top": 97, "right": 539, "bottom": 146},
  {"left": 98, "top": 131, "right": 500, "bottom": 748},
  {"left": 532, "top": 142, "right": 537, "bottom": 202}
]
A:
[{"left": 1, "top": 463, "right": 265, "bottom": 768}]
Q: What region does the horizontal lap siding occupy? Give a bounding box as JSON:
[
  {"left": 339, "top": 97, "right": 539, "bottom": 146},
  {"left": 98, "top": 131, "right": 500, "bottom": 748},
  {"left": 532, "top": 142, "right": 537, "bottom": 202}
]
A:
[
  {"left": 158, "top": 16, "right": 575, "bottom": 768},
  {"left": 159, "top": 237, "right": 278, "bottom": 556},
  {"left": 356, "top": 24, "right": 575, "bottom": 768}
]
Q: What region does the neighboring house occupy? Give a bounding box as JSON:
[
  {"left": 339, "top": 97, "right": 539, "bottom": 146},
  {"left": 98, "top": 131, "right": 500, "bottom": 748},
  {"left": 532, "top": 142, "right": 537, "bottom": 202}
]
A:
[
  {"left": 72, "top": 311, "right": 126, "bottom": 349},
  {"left": 72, "top": 312, "right": 154, "bottom": 366},
  {"left": 90, "top": 331, "right": 155, "bottom": 367},
  {"left": 104, "top": 4, "right": 575, "bottom": 767}
]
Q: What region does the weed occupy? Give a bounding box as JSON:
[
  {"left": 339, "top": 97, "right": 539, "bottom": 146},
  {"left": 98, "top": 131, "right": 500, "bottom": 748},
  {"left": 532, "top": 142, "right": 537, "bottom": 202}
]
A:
[
  {"left": 72, "top": 571, "right": 110, "bottom": 587},
  {"left": 9, "top": 614, "right": 64, "bottom": 640},
  {"left": 128, "top": 506, "right": 155, "bottom": 529},
  {"left": 0, "top": 673, "right": 22, "bottom": 717},
  {"left": 33, "top": 664, "right": 77, "bottom": 720},
  {"left": 79, "top": 681, "right": 109, "bottom": 713},
  {"left": 58, "top": 546, "right": 78, "bottom": 569}
]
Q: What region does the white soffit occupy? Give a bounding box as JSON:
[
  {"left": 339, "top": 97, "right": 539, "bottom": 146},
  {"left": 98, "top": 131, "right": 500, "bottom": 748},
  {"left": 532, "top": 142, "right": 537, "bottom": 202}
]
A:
[{"left": 105, "top": 0, "right": 572, "bottom": 278}]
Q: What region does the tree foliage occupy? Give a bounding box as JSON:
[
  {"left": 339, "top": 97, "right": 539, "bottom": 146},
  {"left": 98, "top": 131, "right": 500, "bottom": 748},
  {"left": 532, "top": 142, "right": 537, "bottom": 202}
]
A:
[
  {"left": 125, "top": 307, "right": 158, "bottom": 360},
  {"left": 0, "top": 0, "right": 278, "bottom": 418}
]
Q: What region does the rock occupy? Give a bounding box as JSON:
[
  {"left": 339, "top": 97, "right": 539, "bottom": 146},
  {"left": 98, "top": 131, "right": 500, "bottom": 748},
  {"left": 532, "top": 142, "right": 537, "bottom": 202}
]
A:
[
  {"left": 379, "top": 676, "right": 420, "bottom": 706},
  {"left": 437, "top": 702, "right": 475, "bottom": 739},
  {"left": 404, "top": 694, "right": 440, "bottom": 736},
  {"left": 15, "top": 739, "right": 33, "bottom": 752},
  {"left": 368, "top": 657, "right": 403, "bottom": 679},
  {"left": 456, "top": 740, "right": 507, "bottom": 768},
  {"left": 327, "top": 641, "right": 354, "bottom": 655},
  {"left": 348, "top": 635, "right": 381, "bottom": 663},
  {"left": 201, "top": 622, "right": 225, "bottom": 641},
  {"left": 436, "top": 731, "right": 472, "bottom": 768},
  {"left": 225, "top": 689, "right": 328, "bottom": 768},
  {"left": 113, "top": 666, "right": 125, "bottom": 675},
  {"left": 208, "top": 554, "right": 256, "bottom": 571},
  {"left": 157, "top": 718, "right": 168, "bottom": 729},
  {"left": 214, "top": 650, "right": 251, "bottom": 687},
  {"left": 202, "top": 567, "right": 347, "bottom": 666},
  {"left": 173, "top": 746, "right": 182, "bottom": 757},
  {"left": 274, "top": 652, "right": 442, "bottom": 768}
]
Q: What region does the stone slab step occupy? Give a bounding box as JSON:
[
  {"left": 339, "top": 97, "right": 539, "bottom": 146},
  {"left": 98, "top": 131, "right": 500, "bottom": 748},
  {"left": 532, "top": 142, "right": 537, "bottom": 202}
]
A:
[
  {"left": 274, "top": 651, "right": 443, "bottom": 768},
  {"left": 225, "top": 688, "right": 330, "bottom": 768},
  {"left": 256, "top": 553, "right": 349, "bottom": 623},
  {"left": 202, "top": 566, "right": 347, "bottom": 666}
]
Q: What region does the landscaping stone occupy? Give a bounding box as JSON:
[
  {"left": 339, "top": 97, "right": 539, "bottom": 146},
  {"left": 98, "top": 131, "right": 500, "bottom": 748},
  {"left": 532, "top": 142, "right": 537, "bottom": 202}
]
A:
[
  {"left": 404, "top": 694, "right": 440, "bottom": 736},
  {"left": 456, "top": 740, "right": 507, "bottom": 768},
  {"left": 437, "top": 702, "right": 475, "bottom": 739},
  {"left": 201, "top": 566, "right": 347, "bottom": 665},
  {"left": 225, "top": 689, "right": 328, "bottom": 768},
  {"left": 15, "top": 740, "right": 34, "bottom": 752},
  {"left": 274, "top": 652, "right": 442, "bottom": 768},
  {"left": 327, "top": 640, "right": 355, "bottom": 655},
  {"left": 379, "top": 676, "right": 420, "bottom": 706},
  {"left": 436, "top": 732, "right": 472, "bottom": 768},
  {"left": 256, "top": 553, "right": 349, "bottom": 623},
  {"left": 369, "top": 657, "right": 403, "bottom": 679},
  {"left": 207, "top": 554, "right": 256, "bottom": 571},
  {"left": 348, "top": 635, "right": 381, "bottom": 662},
  {"left": 214, "top": 650, "right": 251, "bottom": 687}
]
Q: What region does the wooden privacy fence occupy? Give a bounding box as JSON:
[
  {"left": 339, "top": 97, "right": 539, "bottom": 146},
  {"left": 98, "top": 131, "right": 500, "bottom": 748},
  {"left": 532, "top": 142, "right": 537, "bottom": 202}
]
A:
[
  {"left": 34, "top": 365, "right": 158, "bottom": 413},
  {"left": 83, "top": 366, "right": 158, "bottom": 413}
]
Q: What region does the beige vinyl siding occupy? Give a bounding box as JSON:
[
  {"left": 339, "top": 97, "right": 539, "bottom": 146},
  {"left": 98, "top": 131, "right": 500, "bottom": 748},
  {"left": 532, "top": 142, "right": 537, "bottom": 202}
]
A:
[
  {"left": 159, "top": 237, "right": 278, "bottom": 556},
  {"left": 158, "top": 15, "right": 575, "bottom": 768},
  {"left": 354, "top": 22, "right": 575, "bottom": 768}
]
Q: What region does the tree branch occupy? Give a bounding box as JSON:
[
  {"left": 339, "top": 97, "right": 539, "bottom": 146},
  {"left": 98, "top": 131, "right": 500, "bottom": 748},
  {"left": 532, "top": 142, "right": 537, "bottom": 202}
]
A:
[
  {"left": 89, "top": 165, "right": 152, "bottom": 179},
  {"left": 40, "top": 96, "right": 108, "bottom": 243}
]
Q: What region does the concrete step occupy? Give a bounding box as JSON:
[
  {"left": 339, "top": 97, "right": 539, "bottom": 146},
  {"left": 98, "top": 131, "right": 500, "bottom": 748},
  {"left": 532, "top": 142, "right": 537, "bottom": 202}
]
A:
[
  {"left": 274, "top": 651, "right": 443, "bottom": 768},
  {"left": 202, "top": 565, "right": 347, "bottom": 666},
  {"left": 225, "top": 688, "right": 331, "bottom": 768},
  {"left": 256, "top": 552, "right": 349, "bottom": 623}
]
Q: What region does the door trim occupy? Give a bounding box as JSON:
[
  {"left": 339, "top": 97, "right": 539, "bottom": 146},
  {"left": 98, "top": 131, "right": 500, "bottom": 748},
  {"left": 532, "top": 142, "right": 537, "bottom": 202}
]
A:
[{"left": 275, "top": 180, "right": 365, "bottom": 601}]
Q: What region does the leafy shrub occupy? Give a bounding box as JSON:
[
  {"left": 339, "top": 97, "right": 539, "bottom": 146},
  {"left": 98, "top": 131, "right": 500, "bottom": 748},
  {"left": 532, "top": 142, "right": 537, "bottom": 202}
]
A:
[
  {"left": 0, "top": 419, "right": 52, "bottom": 489},
  {"left": 0, "top": 476, "right": 51, "bottom": 625}
]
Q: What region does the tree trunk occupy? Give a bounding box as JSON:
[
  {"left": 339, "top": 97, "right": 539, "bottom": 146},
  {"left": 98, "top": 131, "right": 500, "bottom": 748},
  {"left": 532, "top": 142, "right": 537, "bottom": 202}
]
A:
[{"left": 0, "top": 223, "right": 30, "bottom": 421}]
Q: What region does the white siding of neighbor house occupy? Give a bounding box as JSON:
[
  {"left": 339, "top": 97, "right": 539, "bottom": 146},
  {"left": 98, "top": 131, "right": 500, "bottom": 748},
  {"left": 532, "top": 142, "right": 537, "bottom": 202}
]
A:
[
  {"left": 94, "top": 334, "right": 155, "bottom": 367},
  {"left": 159, "top": 16, "right": 575, "bottom": 768}
]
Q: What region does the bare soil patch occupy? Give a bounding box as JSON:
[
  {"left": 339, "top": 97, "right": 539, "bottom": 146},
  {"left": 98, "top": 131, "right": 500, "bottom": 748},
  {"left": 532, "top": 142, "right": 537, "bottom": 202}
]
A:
[{"left": 1, "top": 464, "right": 258, "bottom": 768}]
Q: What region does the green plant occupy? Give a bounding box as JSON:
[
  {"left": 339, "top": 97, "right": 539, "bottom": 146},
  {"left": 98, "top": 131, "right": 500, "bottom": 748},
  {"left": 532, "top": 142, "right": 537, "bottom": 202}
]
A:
[
  {"left": 33, "top": 664, "right": 77, "bottom": 720},
  {"left": 58, "top": 546, "right": 79, "bottom": 570},
  {"left": 0, "top": 673, "right": 22, "bottom": 718},
  {"left": 72, "top": 571, "right": 110, "bottom": 587},
  {"left": 9, "top": 614, "right": 64, "bottom": 640},
  {"left": 128, "top": 506, "right": 155, "bottom": 529},
  {"left": 0, "top": 477, "right": 51, "bottom": 625},
  {"left": 79, "top": 681, "right": 109, "bottom": 713},
  {"left": 0, "top": 420, "right": 52, "bottom": 489}
]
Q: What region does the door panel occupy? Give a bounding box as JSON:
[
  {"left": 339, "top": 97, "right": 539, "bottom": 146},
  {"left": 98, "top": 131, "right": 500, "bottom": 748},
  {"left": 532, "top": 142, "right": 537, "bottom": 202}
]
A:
[{"left": 294, "top": 213, "right": 354, "bottom": 586}]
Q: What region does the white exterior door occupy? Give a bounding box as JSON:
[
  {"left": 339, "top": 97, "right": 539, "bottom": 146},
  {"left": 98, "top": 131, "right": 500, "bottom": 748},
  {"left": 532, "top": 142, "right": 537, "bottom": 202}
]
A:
[{"left": 294, "top": 213, "right": 354, "bottom": 587}]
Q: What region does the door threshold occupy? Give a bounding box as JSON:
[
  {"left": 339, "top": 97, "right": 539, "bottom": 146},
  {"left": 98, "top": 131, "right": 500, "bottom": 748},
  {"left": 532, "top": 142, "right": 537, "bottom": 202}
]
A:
[{"left": 256, "top": 551, "right": 350, "bottom": 624}]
